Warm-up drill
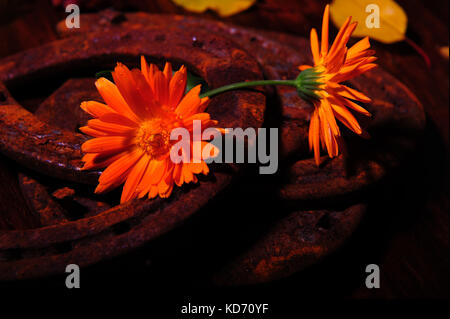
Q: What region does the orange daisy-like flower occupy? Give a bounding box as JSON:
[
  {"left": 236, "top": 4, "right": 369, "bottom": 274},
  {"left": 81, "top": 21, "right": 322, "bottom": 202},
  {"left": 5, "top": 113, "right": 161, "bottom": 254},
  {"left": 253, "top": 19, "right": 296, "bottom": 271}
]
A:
[
  {"left": 299, "top": 4, "right": 377, "bottom": 166},
  {"left": 80, "top": 57, "right": 219, "bottom": 203}
]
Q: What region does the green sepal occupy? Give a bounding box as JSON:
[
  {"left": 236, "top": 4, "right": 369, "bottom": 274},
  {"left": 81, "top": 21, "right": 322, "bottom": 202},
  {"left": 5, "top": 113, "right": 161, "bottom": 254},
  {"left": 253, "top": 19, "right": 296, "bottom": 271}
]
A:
[{"left": 295, "top": 67, "right": 324, "bottom": 102}]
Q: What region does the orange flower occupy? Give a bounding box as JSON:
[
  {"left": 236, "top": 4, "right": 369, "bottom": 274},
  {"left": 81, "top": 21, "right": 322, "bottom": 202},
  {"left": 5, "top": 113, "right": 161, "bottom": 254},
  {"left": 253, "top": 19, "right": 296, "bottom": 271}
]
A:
[
  {"left": 299, "top": 4, "right": 377, "bottom": 166},
  {"left": 80, "top": 57, "right": 219, "bottom": 203}
]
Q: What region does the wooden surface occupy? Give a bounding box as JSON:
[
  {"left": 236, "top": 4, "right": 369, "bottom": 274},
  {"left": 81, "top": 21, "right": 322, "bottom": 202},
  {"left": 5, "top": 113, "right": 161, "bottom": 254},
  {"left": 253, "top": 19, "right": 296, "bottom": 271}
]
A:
[{"left": 0, "top": 0, "right": 447, "bottom": 298}]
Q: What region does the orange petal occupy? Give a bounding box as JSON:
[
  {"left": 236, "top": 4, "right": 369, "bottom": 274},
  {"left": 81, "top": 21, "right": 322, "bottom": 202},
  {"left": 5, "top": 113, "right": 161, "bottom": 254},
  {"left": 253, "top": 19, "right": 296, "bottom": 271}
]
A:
[
  {"left": 95, "top": 180, "right": 125, "bottom": 194},
  {"left": 331, "top": 95, "right": 371, "bottom": 117},
  {"left": 321, "top": 98, "right": 340, "bottom": 137},
  {"left": 95, "top": 77, "right": 138, "bottom": 122},
  {"left": 347, "top": 64, "right": 378, "bottom": 82},
  {"left": 345, "top": 49, "right": 376, "bottom": 65},
  {"left": 321, "top": 4, "right": 330, "bottom": 56},
  {"left": 81, "top": 151, "right": 124, "bottom": 170},
  {"left": 197, "top": 97, "right": 210, "bottom": 113},
  {"left": 147, "top": 64, "right": 157, "bottom": 85},
  {"left": 153, "top": 70, "right": 169, "bottom": 107},
  {"left": 112, "top": 63, "right": 148, "bottom": 120},
  {"left": 79, "top": 126, "right": 109, "bottom": 137},
  {"left": 340, "top": 64, "right": 378, "bottom": 83},
  {"left": 120, "top": 154, "right": 150, "bottom": 203},
  {"left": 312, "top": 110, "right": 321, "bottom": 166},
  {"left": 99, "top": 112, "right": 139, "bottom": 128},
  {"left": 173, "top": 163, "right": 183, "bottom": 186},
  {"left": 158, "top": 178, "right": 174, "bottom": 198},
  {"left": 157, "top": 164, "right": 175, "bottom": 198},
  {"left": 181, "top": 164, "right": 194, "bottom": 183},
  {"left": 299, "top": 65, "right": 312, "bottom": 71},
  {"left": 169, "top": 65, "right": 188, "bottom": 109},
  {"left": 163, "top": 62, "right": 173, "bottom": 83},
  {"left": 318, "top": 107, "right": 333, "bottom": 158},
  {"left": 140, "top": 158, "right": 168, "bottom": 188},
  {"left": 131, "top": 68, "right": 159, "bottom": 117},
  {"left": 182, "top": 112, "right": 211, "bottom": 128},
  {"left": 81, "top": 136, "right": 134, "bottom": 154},
  {"left": 331, "top": 102, "right": 362, "bottom": 134},
  {"left": 308, "top": 107, "right": 318, "bottom": 151},
  {"left": 336, "top": 84, "right": 372, "bottom": 103},
  {"left": 98, "top": 148, "right": 142, "bottom": 185},
  {"left": 310, "top": 28, "right": 320, "bottom": 65},
  {"left": 175, "top": 85, "right": 202, "bottom": 118},
  {"left": 348, "top": 36, "right": 371, "bottom": 59},
  {"left": 327, "top": 16, "right": 352, "bottom": 60},
  {"left": 147, "top": 185, "right": 159, "bottom": 199},
  {"left": 184, "top": 161, "right": 209, "bottom": 175},
  {"left": 141, "top": 55, "right": 149, "bottom": 83},
  {"left": 328, "top": 22, "right": 358, "bottom": 66},
  {"left": 80, "top": 101, "right": 115, "bottom": 119},
  {"left": 87, "top": 119, "right": 136, "bottom": 136}
]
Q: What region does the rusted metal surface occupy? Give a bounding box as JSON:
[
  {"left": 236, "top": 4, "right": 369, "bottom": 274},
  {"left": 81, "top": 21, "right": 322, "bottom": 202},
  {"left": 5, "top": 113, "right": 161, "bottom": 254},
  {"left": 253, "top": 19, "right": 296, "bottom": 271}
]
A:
[
  {"left": 0, "top": 23, "right": 265, "bottom": 280},
  {"left": 18, "top": 174, "right": 69, "bottom": 226},
  {"left": 0, "top": 12, "right": 425, "bottom": 283},
  {"left": 0, "top": 25, "right": 264, "bottom": 184},
  {"left": 213, "top": 204, "right": 366, "bottom": 285},
  {"left": 58, "top": 11, "right": 426, "bottom": 202},
  {"left": 35, "top": 78, "right": 101, "bottom": 132}
]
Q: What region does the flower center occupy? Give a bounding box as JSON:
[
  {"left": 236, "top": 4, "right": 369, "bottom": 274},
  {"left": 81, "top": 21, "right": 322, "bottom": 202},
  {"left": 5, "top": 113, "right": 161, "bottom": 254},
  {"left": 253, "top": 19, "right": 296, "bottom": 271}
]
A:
[{"left": 136, "top": 119, "right": 171, "bottom": 159}]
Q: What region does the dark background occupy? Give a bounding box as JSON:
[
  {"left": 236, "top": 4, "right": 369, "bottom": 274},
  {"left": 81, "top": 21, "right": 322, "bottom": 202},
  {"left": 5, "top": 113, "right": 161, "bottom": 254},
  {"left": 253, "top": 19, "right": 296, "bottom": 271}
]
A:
[{"left": 0, "top": 0, "right": 448, "bottom": 304}]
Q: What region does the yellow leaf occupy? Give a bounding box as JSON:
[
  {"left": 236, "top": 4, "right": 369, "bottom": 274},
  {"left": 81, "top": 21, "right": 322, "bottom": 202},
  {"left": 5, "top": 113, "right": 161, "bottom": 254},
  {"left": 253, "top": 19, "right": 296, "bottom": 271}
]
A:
[
  {"left": 329, "top": 0, "right": 407, "bottom": 44},
  {"left": 440, "top": 46, "right": 449, "bottom": 59},
  {"left": 172, "top": 0, "right": 257, "bottom": 17}
]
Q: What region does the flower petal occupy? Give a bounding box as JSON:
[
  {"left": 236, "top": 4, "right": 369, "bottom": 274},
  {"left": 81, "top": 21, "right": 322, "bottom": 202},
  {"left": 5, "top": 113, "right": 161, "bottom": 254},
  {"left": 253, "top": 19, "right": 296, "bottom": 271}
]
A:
[
  {"left": 310, "top": 28, "right": 320, "bottom": 65},
  {"left": 138, "top": 158, "right": 168, "bottom": 192},
  {"left": 112, "top": 63, "right": 149, "bottom": 119},
  {"left": 80, "top": 101, "right": 115, "bottom": 119},
  {"left": 348, "top": 36, "right": 371, "bottom": 59},
  {"left": 79, "top": 126, "right": 109, "bottom": 137},
  {"left": 81, "top": 136, "right": 134, "bottom": 154},
  {"left": 321, "top": 98, "right": 340, "bottom": 137},
  {"left": 175, "top": 85, "right": 202, "bottom": 118},
  {"left": 321, "top": 4, "right": 330, "bottom": 56},
  {"left": 99, "top": 112, "right": 139, "bottom": 128},
  {"left": 311, "top": 110, "right": 321, "bottom": 166},
  {"left": 98, "top": 148, "right": 143, "bottom": 185},
  {"left": 121, "top": 154, "right": 151, "bottom": 203},
  {"left": 95, "top": 77, "right": 138, "bottom": 122},
  {"left": 153, "top": 70, "right": 170, "bottom": 107},
  {"left": 336, "top": 84, "right": 372, "bottom": 103},
  {"left": 158, "top": 165, "right": 175, "bottom": 198},
  {"left": 331, "top": 102, "right": 362, "bottom": 134},
  {"left": 87, "top": 119, "right": 136, "bottom": 136},
  {"left": 169, "top": 65, "right": 187, "bottom": 109},
  {"left": 81, "top": 151, "right": 125, "bottom": 170},
  {"left": 163, "top": 62, "right": 173, "bottom": 83}
]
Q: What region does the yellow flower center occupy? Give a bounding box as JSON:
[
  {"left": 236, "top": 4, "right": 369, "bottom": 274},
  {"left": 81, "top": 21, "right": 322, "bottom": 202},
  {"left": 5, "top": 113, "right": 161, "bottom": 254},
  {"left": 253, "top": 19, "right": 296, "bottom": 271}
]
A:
[{"left": 136, "top": 118, "right": 171, "bottom": 159}]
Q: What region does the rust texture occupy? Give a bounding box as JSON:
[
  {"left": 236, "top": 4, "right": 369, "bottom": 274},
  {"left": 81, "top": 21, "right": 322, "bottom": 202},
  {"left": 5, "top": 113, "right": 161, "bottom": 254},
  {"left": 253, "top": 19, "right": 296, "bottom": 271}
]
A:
[
  {"left": 52, "top": 12, "right": 426, "bottom": 284},
  {"left": 18, "top": 174, "right": 69, "bottom": 226},
  {"left": 35, "top": 78, "right": 101, "bottom": 132},
  {"left": 0, "top": 11, "right": 425, "bottom": 283},
  {"left": 0, "top": 21, "right": 265, "bottom": 280},
  {"left": 57, "top": 11, "right": 426, "bottom": 201},
  {"left": 213, "top": 204, "right": 366, "bottom": 285}
]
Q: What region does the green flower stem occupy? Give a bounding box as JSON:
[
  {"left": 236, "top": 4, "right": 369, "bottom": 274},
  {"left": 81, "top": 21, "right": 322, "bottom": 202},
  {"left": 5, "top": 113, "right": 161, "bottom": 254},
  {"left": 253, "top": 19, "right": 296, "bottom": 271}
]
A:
[{"left": 199, "top": 80, "right": 297, "bottom": 98}]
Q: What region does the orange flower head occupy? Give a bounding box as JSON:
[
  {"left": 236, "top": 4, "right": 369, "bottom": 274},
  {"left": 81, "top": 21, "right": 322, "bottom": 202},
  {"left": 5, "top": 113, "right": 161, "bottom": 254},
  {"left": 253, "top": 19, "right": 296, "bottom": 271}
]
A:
[
  {"left": 299, "top": 4, "right": 377, "bottom": 166},
  {"left": 80, "top": 56, "right": 220, "bottom": 203}
]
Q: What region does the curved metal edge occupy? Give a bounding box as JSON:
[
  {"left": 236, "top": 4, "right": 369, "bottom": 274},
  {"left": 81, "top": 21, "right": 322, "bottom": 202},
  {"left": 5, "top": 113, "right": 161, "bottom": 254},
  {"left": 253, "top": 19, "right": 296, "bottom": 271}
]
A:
[{"left": 0, "top": 27, "right": 266, "bottom": 251}]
